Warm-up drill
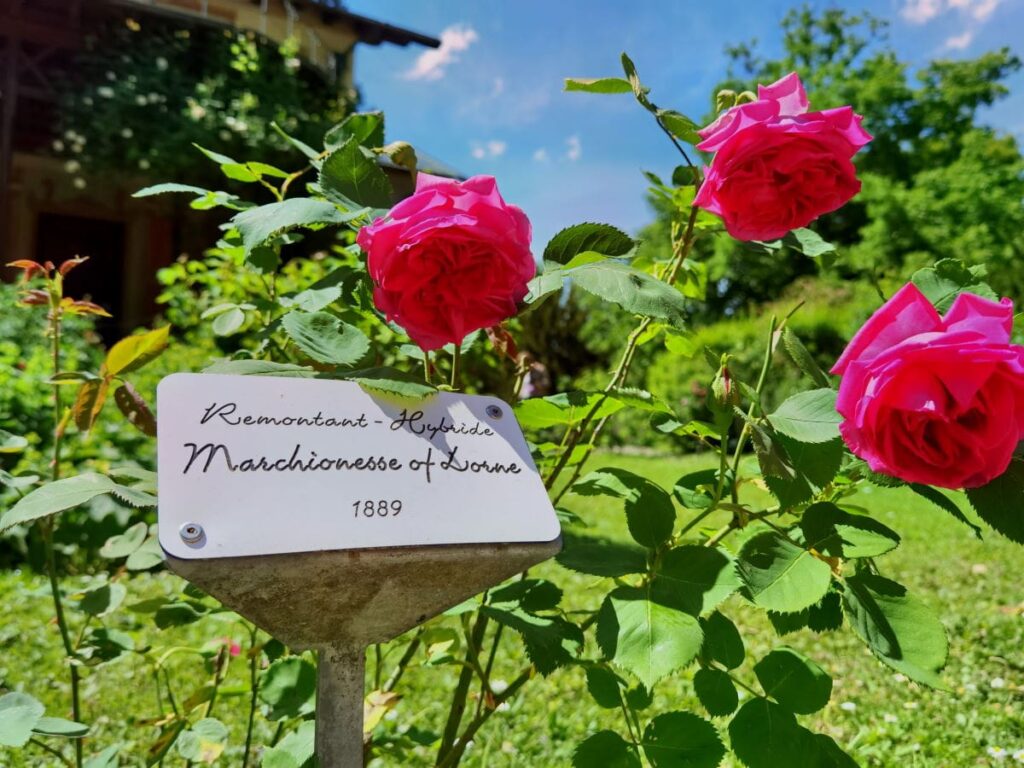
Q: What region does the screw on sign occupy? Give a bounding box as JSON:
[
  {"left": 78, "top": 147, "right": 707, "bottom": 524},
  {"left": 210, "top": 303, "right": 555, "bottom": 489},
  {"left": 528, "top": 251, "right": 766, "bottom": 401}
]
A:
[{"left": 156, "top": 374, "right": 561, "bottom": 767}]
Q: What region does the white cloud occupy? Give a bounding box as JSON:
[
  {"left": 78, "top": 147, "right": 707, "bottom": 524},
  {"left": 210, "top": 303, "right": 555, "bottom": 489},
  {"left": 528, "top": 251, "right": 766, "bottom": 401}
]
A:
[
  {"left": 565, "top": 135, "right": 582, "bottom": 162},
  {"left": 470, "top": 139, "right": 507, "bottom": 160},
  {"left": 403, "top": 24, "right": 478, "bottom": 81},
  {"left": 944, "top": 29, "right": 975, "bottom": 49},
  {"left": 901, "top": 0, "right": 1002, "bottom": 23},
  {"left": 532, "top": 148, "right": 549, "bottom": 163}
]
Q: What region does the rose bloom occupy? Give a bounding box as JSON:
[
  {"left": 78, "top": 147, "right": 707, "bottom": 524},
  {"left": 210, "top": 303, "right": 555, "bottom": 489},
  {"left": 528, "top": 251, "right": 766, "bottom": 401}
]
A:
[
  {"left": 693, "top": 72, "right": 872, "bottom": 241},
  {"left": 832, "top": 283, "right": 1024, "bottom": 489},
  {"left": 356, "top": 173, "right": 534, "bottom": 351}
]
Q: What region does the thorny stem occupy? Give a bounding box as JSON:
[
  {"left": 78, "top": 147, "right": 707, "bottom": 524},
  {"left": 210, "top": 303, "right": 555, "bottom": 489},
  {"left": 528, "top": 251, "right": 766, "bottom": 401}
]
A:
[{"left": 44, "top": 303, "right": 83, "bottom": 768}]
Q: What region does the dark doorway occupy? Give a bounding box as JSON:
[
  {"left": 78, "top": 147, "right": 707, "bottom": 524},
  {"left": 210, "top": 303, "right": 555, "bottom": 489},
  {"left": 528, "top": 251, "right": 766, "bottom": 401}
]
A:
[{"left": 35, "top": 213, "right": 124, "bottom": 339}]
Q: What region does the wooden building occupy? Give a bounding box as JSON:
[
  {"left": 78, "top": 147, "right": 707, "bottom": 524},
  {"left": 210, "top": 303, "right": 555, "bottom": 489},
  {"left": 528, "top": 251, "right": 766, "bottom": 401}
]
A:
[{"left": 0, "top": 0, "right": 443, "bottom": 331}]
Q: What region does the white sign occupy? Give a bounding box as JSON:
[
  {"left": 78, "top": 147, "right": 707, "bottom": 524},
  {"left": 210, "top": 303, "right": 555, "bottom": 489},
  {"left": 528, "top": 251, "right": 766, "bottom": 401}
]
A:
[{"left": 156, "top": 373, "right": 560, "bottom": 560}]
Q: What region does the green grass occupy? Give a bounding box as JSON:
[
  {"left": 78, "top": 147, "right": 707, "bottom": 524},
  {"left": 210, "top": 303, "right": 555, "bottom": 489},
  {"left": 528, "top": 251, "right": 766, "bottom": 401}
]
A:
[{"left": 2, "top": 452, "right": 1022, "bottom": 767}]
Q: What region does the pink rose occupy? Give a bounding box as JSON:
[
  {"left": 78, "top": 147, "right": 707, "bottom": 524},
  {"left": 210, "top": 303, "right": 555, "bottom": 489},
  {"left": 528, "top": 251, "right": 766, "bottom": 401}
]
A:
[
  {"left": 832, "top": 283, "right": 1024, "bottom": 489},
  {"left": 693, "top": 72, "right": 872, "bottom": 241},
  {"left": 356, "top": 173, "right": 534, "bottom": 351}
]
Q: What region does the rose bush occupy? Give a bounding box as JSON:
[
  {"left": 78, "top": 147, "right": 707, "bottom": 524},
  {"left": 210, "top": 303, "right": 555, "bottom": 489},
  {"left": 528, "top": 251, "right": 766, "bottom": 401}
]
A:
[
  {"left": 694, "top": 72, "right": 872, "bottom": 240},
  {"left": 832, "top": 283, "right": 1024, "bottom": 489},
  {"left": 357, "top": 172, "right": 535, "bottom": 351}
]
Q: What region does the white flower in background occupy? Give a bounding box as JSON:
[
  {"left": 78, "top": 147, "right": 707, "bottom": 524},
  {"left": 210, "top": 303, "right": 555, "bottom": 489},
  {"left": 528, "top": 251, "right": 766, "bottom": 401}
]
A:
[
  {"left": 218, "top": 130, "right": 231, "bottom": 141},
  {"left": 840, "top": 701, "right": 857, "bottom": 712},
  {"left": 71, "top": 142, "right": 84, "bottom": 154},
  {"left": 82, "top": 97, "right": 93, "bottom": 106},
  {"left": 148, "top": 92, "right": 160, "bottom": 104},
  {"left": 883, "top": 713, "right": 899, "bottom": 724},
  {"left": 156, "top": 56, "right": 169, "bottom": 71},
  {"left": 63, "top": 160, "right": 80, "bottom": 174},
  {"left": 989, "top": 746, "right": 1008, "bottom": 761},
  {"left": 138, "top": 158, "right": 150, "bottom": 170},
  {"left": 188, "top": 102, "right": 207, "bottom": 121},
  {"left": 1012, "top": 748, "right": 1024, "bottom": 762},
  {"left": 72, "top": 178, "right": 86, "bottom": 190},
  {"left": 134, "top": 95, "right": 147, "bottom": 106},
  {"left": 120, "top": 127, "right": 133, "bottom": 139},
  {"left": 966, "top": 682, "right": 979, "bottom": 693},
  {"left": 893, "top": 673, "right": 909, "bottom": 683},
  {"left": 991, "top": 677, "right": 1007, "bottom": 689},
  {"left": 491, "top": 679, "right": 508, "bottom": 694},
  {"left": 105, "top": 70, "right": 116, "bottom": 81},
  {"left": 97, "top": 86, "right": 115, "bottom": 99},
  {"left": 52, "top": 140, "right": 64, "bottom": 152},
  {"left": 903, "top": 701, "right": 919, "bottom": 709},
  {"left": 285, "top": 56, "right": 301, "bottom": 71}
]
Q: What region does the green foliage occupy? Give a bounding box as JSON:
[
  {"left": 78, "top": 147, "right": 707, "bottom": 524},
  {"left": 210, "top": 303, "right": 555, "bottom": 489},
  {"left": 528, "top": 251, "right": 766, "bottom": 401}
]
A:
[
  {"left": 753, "top": 647, "right": 832, "bottom": 714},
  {"left": 737, "top": 532, "right": 832, "bottom": 614},
  {"left": 640, "top": 711, "right": 725, "bottom": 767}
]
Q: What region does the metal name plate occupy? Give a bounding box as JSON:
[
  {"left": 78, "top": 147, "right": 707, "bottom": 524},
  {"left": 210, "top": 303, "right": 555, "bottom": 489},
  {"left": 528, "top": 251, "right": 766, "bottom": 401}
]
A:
[{"left": 156, "top": 373, "right": 560, "bottom": 559}]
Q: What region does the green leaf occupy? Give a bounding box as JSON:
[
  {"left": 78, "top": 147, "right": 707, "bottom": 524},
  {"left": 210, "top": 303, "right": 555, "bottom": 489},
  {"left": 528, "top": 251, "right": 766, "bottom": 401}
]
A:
[
  {"left": 176, "top": 717, "right": 228, "bottom": 763},
  {"left": 32, "top": 717, "right": 90, "bottom": 738},
  {"left": 656, "top": 109, "right": 701, "bottom": 144},
  {"left": 544, "top": 222, "right": 634, "bottom": 265},
  {"left": 489, "top": 579, "right": 562, "bottom": 613},
  {"left": 620, "top": 52, "right": 650, "bottom": 107},
  {"left": 842, "top": 572, "right": 948, "bottom": 687},
  {"left": 482, "top": 606, "right": 583, "bottom": 675},
  {"left": 126, "top": 535, "right": 164, "bottom": 571},
  {"left": 729, "top": 699, "right": 817, "bottom": 768},
  {"left": 781, "top": 327, "right": 831, "bottom": 389},
  {"left": 325, "top": 111, "right": 385, "bottom": 150},
  {"left": 966, "top": 458, "right": 1024, "bottom": 543},
  {"left": 0, "top": 428, "right": 28, "bottom": 453},
  {"left": 280, "top": 285, "right": 343, "bottom": 313},
  {"left": 78, "top": 582, "right": 127, "bottom": 617},
  {"left": 259, "top": 657, "right": 317, "bottom": 720},
  {"left": 0, "top": 692, "right": 44, "bottom": 747},
  {"left": 693, "top": 669, "right": 738, "bottom": 717},
  {"left": 754, "top": 647, "right": 832, "bottom": 714},
  {"left": 524, "top": 270, "right": 565, "bottom": 306},
  {"left": 597, "top": 588, "right": 704, "bottom": 689},
  {"left": 319, "top": 137, "right": 393, "bottom": 208},
  {"left": 556, "top": 531, "right": 647, "bottom": 578},
  {"left": 193, "top": 144, "right": 237, "bottom": 165},
  {"left": 232, "top": 198, "right": 363, "bottom": 256},
  {"left": 783, "top": 228, "right": 836, "bottom": 266},
  {"left": 263, "top": 720, "right": 315, "bottom": 768},
  {"left": 564, "top": 77, "right": 633, "bottom": 94},
  {"left": 573, "top": 468, "right": 675, "bottom": 548},
  {"left": 910, "top": 258, "right": 998, "bottom": 313},
  {"left": 737, "top": 532, "right": 832, "bottom": 614},
  {"left": 910, "top": 483, "right": 982, "bottom": 537},
  {"left": 100, "top": 522, "right": 148, "bottom": 559},
  {"left": 133, "top": 182, "right": 209, "bottom": 198},
  {"left": 653, "top": 546, "right": 740, "bottom": 616},
  {"left": 154, "top": 601, "right": 207, "bottom": 629},
  {"left": 569, "top": 260, "right": 688, "bottom": 327},
  {"left": 202, "top": 360, "right": 315, "bottom": 377},
  {"left": 211, "top": 306, "right": 246, "bottom": 336},
  {"left": 273, "top": 122, "right": 321, "bottom": 162},
  {"left": 0, "top": 473, "right": 126, "bottom": 533},
  {"left": 585, "top": 666, "right": 624, "bottom": 709},
  {"left": 641, "top": 711, "right": 725, "bottom": 767},
  {"left": 84, "top": 745, "right": 121, "bottom": 767},
  {"left": 573, "top": 731, "right": 641, "bottom": 768},
  {"left": 344, "top": 367, "right": 437, "bottom": 399},
  {"left": 800, "top": 502, "right": 900, "bottom": 559},
  {"left": 672, "top": 469, "right": 720, "bottom": 510},
  {"left": 281, "top": 311, "right": 370, "bottom": 366},
  {"left": 768, "top": 591, "right": 844, "bottom": 636},
  {"left": 767, "top": 389, "right": 841, "bottom": 443},
  {"left": 701, "top": 611, "right": 744, "bottom": 669},
  {"left": 516, "top": 391, "right": 621, "bottom": 430}
]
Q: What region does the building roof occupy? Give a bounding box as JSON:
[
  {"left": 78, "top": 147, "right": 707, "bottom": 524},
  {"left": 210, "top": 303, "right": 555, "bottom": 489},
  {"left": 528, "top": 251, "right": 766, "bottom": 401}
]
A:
[{"left": 288, "top": 1, "right": 440, "bottom": 48}]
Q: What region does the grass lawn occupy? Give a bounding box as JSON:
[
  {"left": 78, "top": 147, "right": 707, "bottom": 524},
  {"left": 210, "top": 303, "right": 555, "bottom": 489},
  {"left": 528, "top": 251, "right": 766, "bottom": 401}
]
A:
[{"left": 2, "top": 452, "right": 1022, "bottom": 767}]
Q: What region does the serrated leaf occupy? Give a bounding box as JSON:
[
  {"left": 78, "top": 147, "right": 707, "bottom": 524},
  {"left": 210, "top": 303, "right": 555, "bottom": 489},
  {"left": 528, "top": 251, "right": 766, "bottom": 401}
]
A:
[
  {"left": 100, "top": 521, "right": 148, "bottom": 559},
  {"left": 280, "top": 285, "right": 343, "bottom": 313},
  {"left": 0, "top": 692, "right": 44, "bottom": 747},
  {"left": 556, "top": 531, "right": 647, "bottom": 578},
  {"left": 344, "top": 367, "right": 437, "bottom": 399},
  {"left": 259, "top": 657, "right": 317, "bottom": 721},
  {"left": 483, "top": 606, "right": 582, "bottom": 675},
  {"left": 569, "top": 260, "right": 688, "bottom": 327},
  {"left": 729, "top": 699, "right": 817, "bottom": 768},
  {"left": 585, "top": 666, "right": 624, "bottom": 708},
  {"left": 754, "top": 647, "right": 832, "bottom": 714},
  {"left": 653, "top": 546, "right": 740, "bottom": 616},
  {"left": 800, "top": 502, "right": 900, "bottom": 559},
  {"left": 104, "top": 326, "right": 170, "bottom": 377},
  {"left": 656, "top": 110, "right": 701, "bottom": 144},
  {"left": 262, "top": 720, "right": 315, "bottom": 768},
  {"left": 126, "top": 536, "right": 164, "bottom": 571},
  {"left": 910, "top": 258, "right": 998, "bottom": 313},
  {"left": 544, "top": 222, "right": 634, "bottom": 265},
  {"left": 78, "top": 582, "right": 127, "bottom": 617},
  {"left": 573, "top": 468, "right": 674, "bottom": 548},
  {"left": 783, "top": 229, "right": 836, "bottom": 262},
  {"left": 202, "top": 360, "right": 315, "bottom": 377},
  {"left": 597, "top": 588, "right": 703, "bottom": 689},
  {"left": 781, "top": 327, "right": 831, "bottom": 388},
  {"left": 231, "top": 198, "right": 363, "bottom": 256},
  {"left": 767, "top": 389, "right": 841, "bottom": 443},
  {"left": 842, "top": 572, "right": 948, "bottom": 687},
  {"left": 641, "top": 711, "right": 725, "bottom": 767},
  {"left": 737, "top": 532, "right": 831, "bottom": 614},
  {"left": 693, "top": 669, "right": 738, "bottom": 717},
  {"left": 966, "top": 459, "right": 1024, "bottom": 543},
  {"left": 1, "top": 473, "right": 116, "bottom": 532},
  {"left": 281, "top": 311, "right": 370, "bottom": 366},
  {"left": 133, "top": 182, "right": 209, "bottom": 198},
  {"left": 910, "top": 483, "right": 982, "bottom": 537},
  {"left": 564, "top": 77, "right": 633, "bottom": 94},
  {"left": 319, "top": 137, "right": 393, "bottom": 208},
  {"left": 72, "top": 378, "right": 109, "bottom": 433},
  {"left": 573, "top": 730, "right": 641, "bottom": 768},
  {"left": 701, "top": 611, "right": 744, "bottom": 669},
  {"left": 325, "top": 111, "right": 385, "bottom": 150},
  {"left": 489, "top": 579, "right": 562, "bottom": 613}
]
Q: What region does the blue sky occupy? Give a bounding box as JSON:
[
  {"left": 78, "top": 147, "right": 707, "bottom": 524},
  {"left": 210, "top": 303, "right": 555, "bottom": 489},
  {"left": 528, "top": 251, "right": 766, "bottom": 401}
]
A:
[{"left": 346, "top": 0, "right": 1023, "bottom": 250}]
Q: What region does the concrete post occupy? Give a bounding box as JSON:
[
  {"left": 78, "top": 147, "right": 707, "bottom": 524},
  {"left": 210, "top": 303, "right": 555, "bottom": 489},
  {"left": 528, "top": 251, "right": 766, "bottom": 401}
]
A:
[{"left": 316, "top": 646, "right": 366, "bottom": 768}]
